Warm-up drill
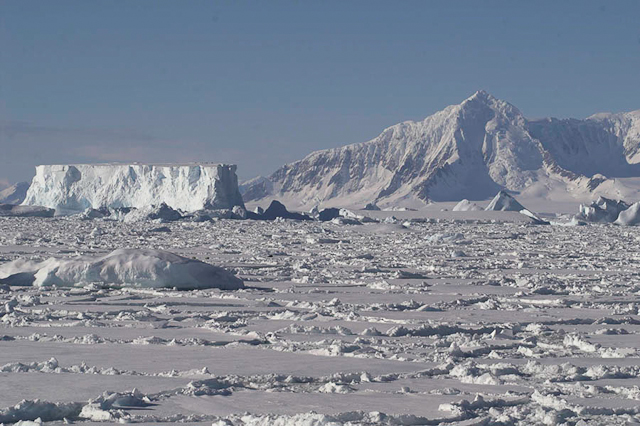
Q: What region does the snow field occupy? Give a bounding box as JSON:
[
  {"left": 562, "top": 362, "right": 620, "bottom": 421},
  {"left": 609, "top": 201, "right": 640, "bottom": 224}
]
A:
[{"left": 1, "top": 215, "right": 640, "bottom": 424}]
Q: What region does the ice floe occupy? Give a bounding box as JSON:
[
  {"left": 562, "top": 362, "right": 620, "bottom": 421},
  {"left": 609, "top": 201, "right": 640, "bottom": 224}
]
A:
[{"left": 0, "top": 249, "right": 243, "bottom": 290}]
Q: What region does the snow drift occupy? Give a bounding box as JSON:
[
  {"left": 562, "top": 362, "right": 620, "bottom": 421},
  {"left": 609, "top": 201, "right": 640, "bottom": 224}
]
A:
[
  {"left": 23, "top": 164, "right": 245, "bottom": 214},
  {"left": 0, "top": 249, "right": 244, "bottom": 290}
]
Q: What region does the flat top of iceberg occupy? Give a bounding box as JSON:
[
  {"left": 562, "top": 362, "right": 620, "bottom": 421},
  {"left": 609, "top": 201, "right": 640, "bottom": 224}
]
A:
[
  {"left": 38, "top": 162, "right": 235, "bottom": 167},
  {"left": 24, "top": 163, "right": 245, "bottom": 213}
]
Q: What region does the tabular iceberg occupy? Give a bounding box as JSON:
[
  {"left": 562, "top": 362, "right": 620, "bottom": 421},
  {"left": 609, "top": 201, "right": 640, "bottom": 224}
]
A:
[{"left": 23, "top": 163, "right": 245, "bottom": 214}]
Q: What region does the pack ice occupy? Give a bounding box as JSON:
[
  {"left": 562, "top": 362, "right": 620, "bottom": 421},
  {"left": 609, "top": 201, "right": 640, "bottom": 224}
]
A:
[
  {"left": 23, "top": 164, "right": 245, "bottom": 214},
  {"left": 2, "top": 211, "right": 640, "bottom": 425}
]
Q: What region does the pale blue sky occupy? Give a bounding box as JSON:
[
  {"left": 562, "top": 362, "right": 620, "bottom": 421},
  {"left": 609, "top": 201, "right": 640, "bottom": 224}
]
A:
[{"left": 1, "top": 0, "right": 639, "bottom": 185}]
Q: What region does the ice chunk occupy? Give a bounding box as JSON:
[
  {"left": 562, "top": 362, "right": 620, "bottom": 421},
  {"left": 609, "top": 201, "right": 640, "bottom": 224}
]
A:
[
  {"left": 249, "top": 200, "right": 312, "bottom": 221},
  {"left": 123, "top": 203, "right": 183, "bottom": 223},
  {"left": 0, "top": 400, "right": 82, "bottom": 424},
  {"left": 453, "top": 199, "right": 481, "bottom": 211},
  {"left": 0, "top": 249, "right": 244, "bottom": 290},
  {"left": 363, "top": 202, "right": 381, "bottom": 211},
  {"left": 615, "top": 201, "right": 640, "bottom": 226},
  {"left": 485, "top": 191, "right": 525, "bottom": 211},
  {"left": 318, "top": 207, "right": 341, "bottom": 222},
  {"left": 576, "top": 196, "right": 630, "bottom": 223},
  {"left": 0, "top": 204, "right": 54, "bottom": 217}
]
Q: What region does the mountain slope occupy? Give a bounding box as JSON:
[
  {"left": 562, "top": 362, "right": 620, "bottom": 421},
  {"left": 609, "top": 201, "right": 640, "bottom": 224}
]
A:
[
  {"left": 244, "top": 91, "right": 640, "bottom": 209},
  {"left": 0, "top": 182, "right": 30, "bottom": 205},
  {"left": 527, "top": 112, "right": 640, "bottom": 178}
]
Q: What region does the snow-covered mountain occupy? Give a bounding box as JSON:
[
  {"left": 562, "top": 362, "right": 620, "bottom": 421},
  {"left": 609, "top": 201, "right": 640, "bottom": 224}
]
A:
[
  {"left": 23, "top": 164, "right": 244, "bottom": 214},
  {"left": 242, "top": 91, "right": 640, "bottom": 209},
  {"left": 528, "top": 111, "right": 640, "bottom": 178},
  {"left": 0, "top": 182, "right": 29, "bottom": 205}
]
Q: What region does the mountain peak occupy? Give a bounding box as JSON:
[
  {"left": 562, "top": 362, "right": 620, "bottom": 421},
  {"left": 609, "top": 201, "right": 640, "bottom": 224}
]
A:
[
  {"left": 465, "top": 90, "right": 495, "bottom": 103},
  {"left": 458, "top": 90, "right": 522, "bottom": 120},
  {"left": 459, "top": 90, "right": 502, "bottom": 109},
  {"left": 242, "top": 92, "right": 640, "bottom": 209}
]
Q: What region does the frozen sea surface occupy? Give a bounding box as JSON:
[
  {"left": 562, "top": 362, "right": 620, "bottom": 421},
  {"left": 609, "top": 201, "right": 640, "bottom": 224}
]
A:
[{"left": 1, "top": 214, "right": 640, "bottom": 425}]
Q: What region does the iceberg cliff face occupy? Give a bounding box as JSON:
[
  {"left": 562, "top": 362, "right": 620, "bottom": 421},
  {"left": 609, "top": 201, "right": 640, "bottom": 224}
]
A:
[{"left": 23, "top": 164, "right": 244, "bottom": 213}]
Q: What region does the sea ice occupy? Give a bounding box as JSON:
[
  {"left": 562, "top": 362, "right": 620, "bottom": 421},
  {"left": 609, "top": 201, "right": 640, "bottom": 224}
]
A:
[
  {"left": 0, "top": 205, "right": 54, "bottom": 218},
  {"left": 0, "top": 249, "right": 243, "bottom": 290},
  {"left": 1, "top": 208, "right": 640, "bottom": 424}
]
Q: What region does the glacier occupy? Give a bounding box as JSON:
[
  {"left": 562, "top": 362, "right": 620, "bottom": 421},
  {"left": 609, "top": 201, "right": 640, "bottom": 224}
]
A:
[{"left": 22, "top": 163, "right": 245, "bottom": 214}]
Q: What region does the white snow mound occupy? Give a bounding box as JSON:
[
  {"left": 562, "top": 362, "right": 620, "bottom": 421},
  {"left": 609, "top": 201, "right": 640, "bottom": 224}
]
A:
[{"left": 0, "top": 249, "right": 244, "bottom": 290}]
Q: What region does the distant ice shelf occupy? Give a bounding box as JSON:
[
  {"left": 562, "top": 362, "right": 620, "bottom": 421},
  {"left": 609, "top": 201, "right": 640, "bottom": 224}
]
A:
[{"left": 22, "top": 163, "right": 245, "bottom": 214}]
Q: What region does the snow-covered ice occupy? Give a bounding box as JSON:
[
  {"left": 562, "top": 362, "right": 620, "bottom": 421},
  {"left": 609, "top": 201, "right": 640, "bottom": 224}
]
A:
[
  {"left": 23, "top": 164, "right": 244, "bottom": 214},
  {"left": 452, "top": 199, "right": 481, "bottom": 212},
  {"left": 485, "top": 190, "right": 526, "bottom": 212},
  {"left": 576, "top": 197, "right": 630, "bottom": 223},
  {"left": 0, "top": 249, "right": 243, "bottom": 290},
  {"left": 1, "top": 210, "right": 640, "bottom": 424},
  {"left": 614, "top": 201, "right": 640, "bottom": 226}
]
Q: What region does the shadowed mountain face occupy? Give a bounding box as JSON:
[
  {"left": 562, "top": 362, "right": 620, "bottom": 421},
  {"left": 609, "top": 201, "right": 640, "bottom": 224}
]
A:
[
  {"left": 528, "top": 113, "right": 640, "bottom": 178},
  {"left": 242, "top": 91, "right": 640, "bottom": 208},
  {"left": 0, "top": 182, "right": 30, "bottom": 205}
]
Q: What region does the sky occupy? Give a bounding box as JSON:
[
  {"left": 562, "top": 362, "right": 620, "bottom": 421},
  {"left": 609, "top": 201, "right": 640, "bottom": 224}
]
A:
[{"left": 1, "top": 0, "right": 640, "bottom": 187}]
